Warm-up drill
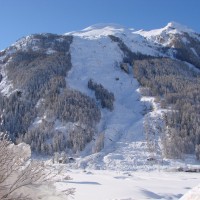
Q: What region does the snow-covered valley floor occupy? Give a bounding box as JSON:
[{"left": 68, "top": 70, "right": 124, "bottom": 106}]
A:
[{"left": 55, "top": 169, "right": 200, "bottom": 200}]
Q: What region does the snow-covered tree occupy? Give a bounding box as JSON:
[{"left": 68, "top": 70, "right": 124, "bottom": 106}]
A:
[{"left": 0, "top": 134, "right": 74, "bottom": 199}]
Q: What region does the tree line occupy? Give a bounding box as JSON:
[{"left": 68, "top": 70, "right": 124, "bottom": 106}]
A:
[
  {"left": 0, "top": 34, "right": 101, "bottom": 155},
  {"left": 134, "top": 58, "right": 200, "bottom": 159}
]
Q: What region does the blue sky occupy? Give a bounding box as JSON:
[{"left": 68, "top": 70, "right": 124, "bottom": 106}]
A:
[{"left": 0, "top": 0, "right": 200, "bottom": 50}]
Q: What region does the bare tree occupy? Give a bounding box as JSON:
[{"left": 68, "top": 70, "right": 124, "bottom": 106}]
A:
[{"left": 0, "top": 135, "right": 74, "bottom": 200}]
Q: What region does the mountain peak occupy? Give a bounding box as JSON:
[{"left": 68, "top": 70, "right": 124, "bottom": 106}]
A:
[
  {"left": 136, "top": 21, "right": 196, "bottom": 45},
  {"left": 82, "top": 23, "right": 126, "bottom": 31},
  {"left": 165, "top": 21, "right": 194, "bottom": 33},
  {"left": 65, "top": 23, "right": 134, "bottom": 39}
]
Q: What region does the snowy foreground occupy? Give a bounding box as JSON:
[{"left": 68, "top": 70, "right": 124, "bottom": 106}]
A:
[
  {"left": 53, "top": 169, "right": 200, "bottom": 200},
  {"left": 180, "top": 184, "right": 200, "bottom": 200}
]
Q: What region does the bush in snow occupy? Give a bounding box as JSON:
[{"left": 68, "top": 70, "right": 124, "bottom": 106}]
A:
[{"left": 0, "top": 134, "right": 74, "bottom": 199}]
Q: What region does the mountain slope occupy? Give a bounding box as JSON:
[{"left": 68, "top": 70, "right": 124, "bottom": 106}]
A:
[
  {"left": 137, "top": 22, "right": 200, "bottom": 68},
  {"left": 0, "top": 22, "right": 200, "bottom": 170}
]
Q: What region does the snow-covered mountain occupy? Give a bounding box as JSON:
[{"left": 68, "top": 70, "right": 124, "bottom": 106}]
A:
[
  {"left": 137, "top": 22, "right": 200, "bottom": 67},
  {"left": 0, "top": 22, "right": 200, "bottom": 171},
  {"left": 137, "top": 22, "right": 195, "bottom": 45}
]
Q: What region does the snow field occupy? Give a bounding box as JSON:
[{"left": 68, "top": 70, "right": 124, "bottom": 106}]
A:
[
  {"left": 55, "top": 169, "right": 200, "bottom": 200},
  {"left": 67, "top": 35, "right": 153, "bottom": 170}
]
